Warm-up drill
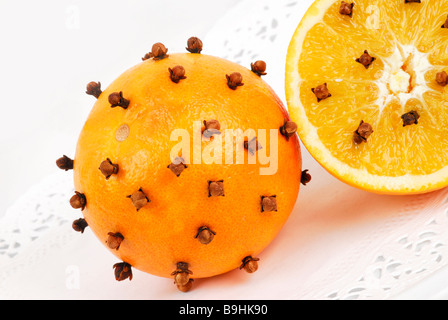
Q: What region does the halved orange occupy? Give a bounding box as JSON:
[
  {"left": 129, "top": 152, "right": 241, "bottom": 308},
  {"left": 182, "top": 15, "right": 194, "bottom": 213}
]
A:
[{"left": 286, "top": 0, "right": 448, "bottom": 194}]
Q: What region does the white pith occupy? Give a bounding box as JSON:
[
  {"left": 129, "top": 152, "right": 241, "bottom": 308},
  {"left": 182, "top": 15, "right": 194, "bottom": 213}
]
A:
[{"left": 375, "top": 44, "right": 435, "bottom": 115}]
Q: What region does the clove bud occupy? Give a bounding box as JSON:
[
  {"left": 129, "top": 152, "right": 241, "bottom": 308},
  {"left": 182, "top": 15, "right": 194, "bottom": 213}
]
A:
[
  {"left": 109, "top": 91, "right": 130, "bottom": 109},
  {"left": 177, "top": 279, "right": 194, "bottom": 292},
  {"left": 171, "top": 262, "right": 193, "bottom": 288},
  {"left": 144, "top": 42, "right": 169, "bottom": 60},
  {"left": 72, "top": 218, "right": 88, "bottom": 233},
  {"left": 169, "top": 65, "right": 187, "bottom": 83},
  {"left": 208, "top": 180, "right": 225, "bottom": 197},
  {"left": 442, "top": 15, "right": 448, "bottom": 28},
  {"left": 127, "top": 188, "right": 150, "bottom": 211},
  {"left": 240, "top": 256, "right": 260, "bottom": 273},
  {"left": 167, "top": 157, "right": 188, "bottom": 177},
  {"left": 261, "top": 195, "right": 277, "bottom": 212},
  {"left": 195, "top": 226, "right": 216, "bottom": 245},
  {"left": 203, "top": 119, "right": 221, "bottom": 138},
  {"left": 356, "top": 50, "right": 376, "bottom": 69},
  {"left": 312, "top": 83, "right": 331, "bottom": 102},
  {"left": 251, "top": 60, "right": 267, "bottom": 76},
  {"left": 436, "top": 71, "right": 448, "bottom": 86},
  {"left": 280, "top": 120, "right": 297, "bottom": 140},
  {"left": 113, "top": 262, "right": 133, "bottom": 281},
  {"left": 107, "top": 232, "right": 124, "bottom": 250},
  {"left": 99, "top": 158, "right": 119, "bottom": 179},
  {"left": 56, "top": 155, "right": 74, "bottom": 171},
  {"left": 86, "top": 81, "right": 102, "bottom": 98},
  {"left": 70, "top": 191, "right": 86, "bottom": 210},
  {"left": 244, "top": 136, "right": 262, "bottom": 155},
  {"left": 301, "top": 170, "right": 312, "bottom": 186},
  {"left": 353, "top": 120, "right": 374, "bottom": 144},
  {"left": 226, "top": 72, "right": 244, "bottom": 90},
  {"left": 339, "top": 1, "right": 354, "bottom": 17},
  {"left": 401, "top": 110, "right": 420, "bottom": 127},
  {"left": 186, "top": 37, "right": 203, "bottom": 53}
]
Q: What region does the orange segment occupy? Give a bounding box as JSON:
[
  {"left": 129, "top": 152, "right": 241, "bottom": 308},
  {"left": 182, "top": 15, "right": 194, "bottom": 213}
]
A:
[
  {"left": 322, "top": 0, "right": 396, "bottom": 56},
  {"left": 299, "top": 23, "right": 386, "bottom": 81},
  {"left": 286, "top": 0, "right": 448, "bottom": 194}
]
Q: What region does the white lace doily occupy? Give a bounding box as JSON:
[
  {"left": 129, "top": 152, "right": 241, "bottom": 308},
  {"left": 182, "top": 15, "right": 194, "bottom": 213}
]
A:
[{"left": 2, "top": 0, "right": 448, "bottom": 300}]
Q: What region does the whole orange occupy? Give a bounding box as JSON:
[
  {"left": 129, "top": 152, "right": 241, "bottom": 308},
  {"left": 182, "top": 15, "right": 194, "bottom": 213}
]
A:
[{"left": 61, "top": 39, "right": 302, "bottom": 292}]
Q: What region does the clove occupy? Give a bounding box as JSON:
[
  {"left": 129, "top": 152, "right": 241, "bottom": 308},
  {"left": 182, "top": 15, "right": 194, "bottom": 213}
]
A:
[
  {"left": 186, "top": 37, "right": 203, "bottom": 53},
  {"left": 72, "top": 218, "right": 88, "bottom": 233},
  {"left": 195, "top": 226, "right": 216, "bottom": 245},
  {"left": 436, "top": 71, "right": 448, "bottom": 86},
  {"left": 203, "top": 119, "right": 221, "bottom": 138},
  {"left": 208, "top": 180, "right": 225, "bottom": 197},
  {"left": 143, "top": 42, "right": 168, "bottom": 61},
  {"left": 339, "top": 1, "right": 354, "bottom": 17},
  {"left": 167, "top": 157, "right": 188, "bottom": 177},
  {"left": 56, "top": 155, "right": 74, "bottom": 171},
  {"left": 171, "top": 262, "right": 193, "bottom": 289},
  {"left": 356, "top": 50, "right": 376, "bottom": 69},
  {"left": 301, "top": 170, "right": 312, "bottom": 186},
  {"left": 261, "top": 195, "right": 277, "bottom": 212},
  {"left": 251, "top": 60, "right": 267, "bottom": 76},
  {"left": 226, "top": 72, "right": 244, "bottom": 90},
  {"left": 177, "top": 279, "right": 194, "bottom": 292},
  {"left": 244, "top": 136, "right": 263, "bottom": 155},
  {"left": 353, "top": 120, "right": 374, "bottom": 144},
  {"left": 127, "top": 188, "right": 150, "bottom": 211},
  {"left": 280, "top": 120, "right": 298, "bottom": 140},
  {"left": 240, "top": 256, "right": 260, "bottom": 273},
  {"left": 401, "top": 110, "right": 420, "bottom": 127},
  {"left": 70, "top": 191, "right": 86, "bottom": 210},
  {"left": 109, "top": 91, "right": 130, "bottom": 109},
  {"left": 107, "top": 232, "right": 124, "bottom": 250},
  {"left": 86, "top": 81, "right": 102, "bottom": 98},
  {"left": 311, "top": 83, "right": 331, "bottom": 102},
  {"left": 442, "top": 15, "right": 448, "bottom": 28},
  {"left": 99, "top": 158, "right": 119, "bottom": 179},
  {"left": 169, "top": 65, "right": 187, "bottom": 83},
  {"left": 113, "top": 262, "right": 133, "bottom": 281}
]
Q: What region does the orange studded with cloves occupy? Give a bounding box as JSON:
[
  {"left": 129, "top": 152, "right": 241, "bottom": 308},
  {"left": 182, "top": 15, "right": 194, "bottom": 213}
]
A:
[{"left": 67, "top": 38, "right": 302, "bottom": 292}]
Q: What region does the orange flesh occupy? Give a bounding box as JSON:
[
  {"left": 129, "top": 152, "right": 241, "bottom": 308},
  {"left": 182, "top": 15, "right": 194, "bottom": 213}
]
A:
[{"left": 295, "top": 0, "right": 448, "bottom": 178}]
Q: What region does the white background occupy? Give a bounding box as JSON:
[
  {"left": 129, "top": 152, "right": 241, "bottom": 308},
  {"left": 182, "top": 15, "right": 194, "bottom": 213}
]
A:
[{"left": 0, "top": 0, "right": 240, "bottom": 218}]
